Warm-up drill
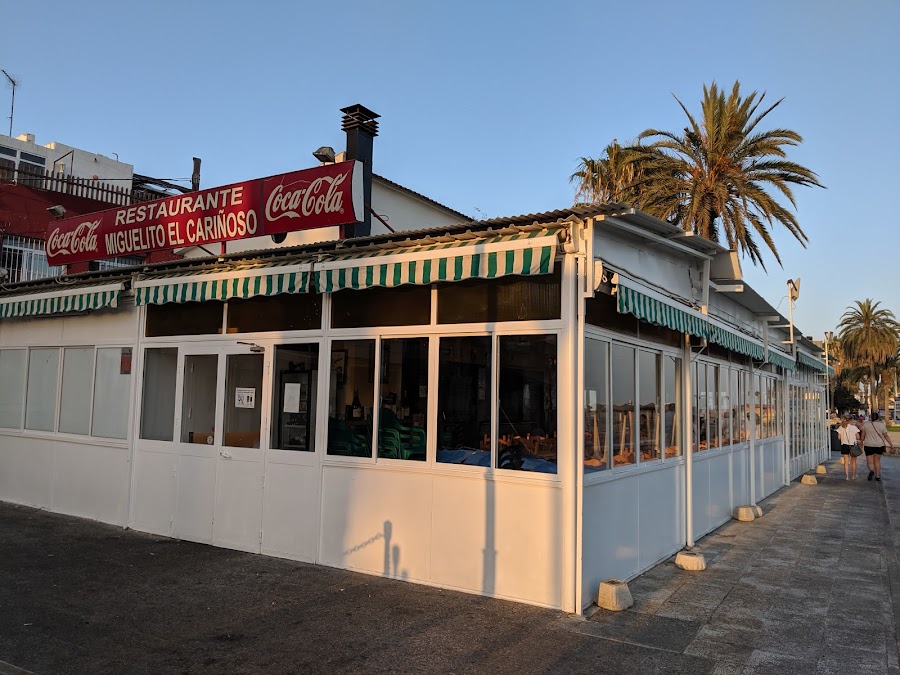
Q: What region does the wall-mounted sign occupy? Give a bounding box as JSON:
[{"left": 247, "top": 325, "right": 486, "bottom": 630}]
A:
[
  {"left": 235, "top": 387, "right": 256, "bottom": 409},
  {"left": 45, "top": 161, "right": 363, "bottom": 265}
]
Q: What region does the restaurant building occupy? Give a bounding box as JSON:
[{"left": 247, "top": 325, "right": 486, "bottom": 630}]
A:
[{"left": 0, "top": 114, "right": 830, "bottom": 614}]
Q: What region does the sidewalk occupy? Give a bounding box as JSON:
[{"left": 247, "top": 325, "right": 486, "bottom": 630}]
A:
[{"left": 1, "top": 455, "right": 899, "bottom": 675}]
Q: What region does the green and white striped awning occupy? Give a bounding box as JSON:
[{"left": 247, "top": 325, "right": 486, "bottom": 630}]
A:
[
  {"left": 313, "top": 228, "right": 560, "bottom": 293},
  {"left": 708, "top": 323, "right": 766, "bottom": 360},
  {"left": 616, "top": 283, "right": 711, "bottom": 338},
  {"left": 797, "top": 351, "right": 827, "bottom": 373},
  {"left": 0, "top": 282, "right": 124, "bottom": 319},
  {"left": 767, "top": 349, "right": 797, "bottom": 372},
  {"left": 134, "top": 260, "right": 309, "bottom": 306}
]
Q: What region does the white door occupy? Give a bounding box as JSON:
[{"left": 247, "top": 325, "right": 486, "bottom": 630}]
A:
[
  {"left": 213, "top": 350, "right": 266, "bottom": 552},
  {"left": 173, "top": 352, "right": 221, "bottom": 544}
]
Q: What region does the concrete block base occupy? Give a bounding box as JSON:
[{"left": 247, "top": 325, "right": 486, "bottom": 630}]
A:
[
  {"left": 733, "top": 505, "right": 756, "bottom": 522},
  {"left": 751, "top": 505, "right": 764, "bottom": 518},
  {"left": 675, "top": 550, "right": 707, "bottom": 571},
  {"left": 597, "top": 579, "right": 633, "bottom": 611},
  {"left": 815, "top": 465, "right": 827, "bottom": 475},
  {"left": 801, "top": 474, "right": 818, "bottom": 485}
]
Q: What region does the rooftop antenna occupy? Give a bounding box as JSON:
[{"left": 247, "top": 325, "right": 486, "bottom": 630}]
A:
[{"left": 1, "top": 69, "right": 16, "bottom": 137}]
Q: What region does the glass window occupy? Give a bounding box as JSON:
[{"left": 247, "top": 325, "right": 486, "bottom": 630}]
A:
[
  {"left": 140, "top": 348, "right": 178, "bottom": 441},
  {"left": 223, "top": 353, "right": 264, "bottom": 448},
  {"left": 327, "top": 340, "right": 375, "bottom": 456},
  {"left": 331, "top": 286, "right": 430, "bottom": 328},
  {"left": 180, "top": 354, "right": 218, "bottom": 444},
  {"left": 754, "top": 374, "right": 763, "bottom": 440},
  {"left": 378, "top": 338, "right": 428, "bottom": 461},
  {"left": 729, "top": 368, "right": 739, "bottom": 445},
  {"left": 695, "top": 363, "right": 707, "bottom": 451},
  {"left": 0, "top": 349, "right": 27, "bottom": 428},
  {"left": 639, "top": 351, "right": 660, "bottom": 462},
  {"left": 145, "top": 301, "right": 223, "bottom": 337},
  {"left": 271, "top": 344, "right": 319, "bottom": 451},
  {"left": 690, "top": 362, "right": 699, "bottom": 452},
  {"left": 436, "top": 336, "right": 492, "bottom": 467},
  {"left": 59, "top": 348, "right": 94, "bottom": 435},
  {"left": 707, "top": 364, "right": 719, "bottom": 449},
  {"left": 228, "top": 294, "right": 321, "bottom": 333},
  {"left": 438, "top": 271, "right": 561, "bottom": 324},
  {"left": 663, "top": 355, "right": 681, "bottom": 458},
  {"left": 584, "top": 338, "right": 609, "bottom": 472},
  {"left": 497, "top": 335, "right": 557, "bottom": 473},
  {"left": 611, "top": 344, "right": 635, "bottom": 466},
  {"left": 25, "top": 348, "right": 59, "bottom": 432},
  {"left": 720, "top": 367, "right": 731, "bottom": 446},
  {"left": 92, "top": 348, "right": 132, "bottom": 439}
]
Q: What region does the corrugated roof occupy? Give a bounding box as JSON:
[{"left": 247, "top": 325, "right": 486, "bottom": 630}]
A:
[{"left": 0, "top": 203, "right": 721, "bottom": 295}]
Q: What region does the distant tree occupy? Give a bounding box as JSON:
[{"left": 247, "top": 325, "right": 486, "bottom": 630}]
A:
[{"left": 838, "top": 299, "right": 900, "bottom": 411}]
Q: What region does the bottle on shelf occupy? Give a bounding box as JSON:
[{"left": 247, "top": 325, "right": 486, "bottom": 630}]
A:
[{"left": 351, "top": 389, "right": 363, "bottom": 419}]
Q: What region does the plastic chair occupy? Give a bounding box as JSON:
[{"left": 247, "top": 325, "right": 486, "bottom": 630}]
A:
[{"left": 379, "top": 408, "right": 426, "bottom": 460}]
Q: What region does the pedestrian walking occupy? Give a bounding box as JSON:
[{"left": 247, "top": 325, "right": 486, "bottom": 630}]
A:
[
  {"left": 860, "top": 412, "right": 893, "bottom": 481},
  {"left": 837, "top": 415, "right": 862, "bottom": 480}
]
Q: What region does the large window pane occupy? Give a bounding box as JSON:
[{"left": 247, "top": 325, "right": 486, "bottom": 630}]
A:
[
  {"left": 754, "top": 374, "right": 763, "bottom": 440},
  {"left": 181, "top": 354, "right": 218, "bottom": 444},
  {"left": 327, "top": 340, "right": 375, "bottom": 456},
  {"left": 436, "top": 336, "right": 492, "bottom": 467},
  {"left": 691, "top": 362, "right": 700, "bottom": 452},
  {"left": 146, "top": 301, "right": 223, "bottom": 337},
  {"left": 0, "top": 349, "right": 27, "bottom": 428},
  {"left": 639, "top": 351, "right": 660, "bottom": 462},
  {"left": 663, "top": 355, "right": 681, "bottom": 458},
  {"left": 707, "top": 364, "right": 719, "bottom": 449},
  {"left": 378, "top": 338, "right": 428, "bottom": 461},
  {"left": 59, "top": 348, "right": 94, "bottom": 435},
  {"left": 438, "top": 271, "right": 561, "bottom": 324},
  {"left": 228, "top": 294, "right": 321, "bottom": 333},
  {"left": 584, "top": 338, "right": 609, "bottom": 473},
  {"left": 224, "top": 353, "right": 263, "bottom": 448},
  {"left": 25, "top": 348, "right": 59, "bottom": 431},
  {"left": 331, "top": 286, "right": 430, "bottom": 328},
  {"left": 729, "top": 369, "right": 739, "bottom": 445},
  {"left": 92, "top": 348, "right": 132, "bottom": 439},
  {"left": 611, "top": 344, "right": 635, "bottom": 466},
  {"left": 272, "top": 344, "right": 319, "bottom": 451},
  {"left": 497, "top": 335, "right": 557, "bottom": 473},
  {"left": 140, "top": 348, "right": 177, "bottom": 441}
]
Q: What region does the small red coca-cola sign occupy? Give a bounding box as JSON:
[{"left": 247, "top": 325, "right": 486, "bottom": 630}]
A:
[{"left": 45, "top": 161, "right": 363, "bottom": 265}]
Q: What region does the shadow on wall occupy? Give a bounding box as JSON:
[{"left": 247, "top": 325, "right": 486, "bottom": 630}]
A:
[{"left": 341, "top": 520, "right": 409, "bottom": 582}]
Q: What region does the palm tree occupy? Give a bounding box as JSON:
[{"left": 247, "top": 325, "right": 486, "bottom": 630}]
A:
[
  {"left": 837, "top": 299, "right": 900, "bottom": 413},
  {"left": 570, "top": 140, "right": 643, "bottom": 205},
  {"left": 574, "top": 81, "right": 824, "bottom": 268}
]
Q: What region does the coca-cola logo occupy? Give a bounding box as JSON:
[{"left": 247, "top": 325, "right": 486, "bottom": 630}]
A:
[
  {"left": 47, "top": 219, "right": 101, "bottom": 258},
  {"left": 265, "top": 171, "right": 348, "bottom": 222}
]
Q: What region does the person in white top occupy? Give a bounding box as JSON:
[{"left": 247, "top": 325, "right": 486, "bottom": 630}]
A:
[
  {"left": 860, "top": 412, "right": 894, "bottom": 481},
  {"left": 836, "top": 415, "right": 862, "bottom": 480}
]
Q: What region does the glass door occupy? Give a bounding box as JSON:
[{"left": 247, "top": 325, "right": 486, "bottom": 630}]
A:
[{"left": 213, "top": 351, "right": 266, "bottom": 553}]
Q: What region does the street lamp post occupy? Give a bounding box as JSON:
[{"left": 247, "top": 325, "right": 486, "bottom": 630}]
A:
[{"left": 824, "top": 331, "right": 833, "bottom": 414}]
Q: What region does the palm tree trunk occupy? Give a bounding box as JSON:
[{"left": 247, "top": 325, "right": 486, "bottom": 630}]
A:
[{"left": 871, "top": 364, "right": 877, "bottom": 413}]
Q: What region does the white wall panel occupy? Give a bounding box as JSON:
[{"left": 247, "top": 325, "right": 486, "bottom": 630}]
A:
[
  {"left": 637, "top": 465, "right": 684, "bottom": 571},
  {"left": 174, "top": 455, "right": 216, "bottom": 544},
  {"left": 320, "top": 465, "right": 433, "bottom": 583},
  {"left": 582, "top": 476, "right": 639, "bottom": 606},
  {"left": 0, "top": 308, "right": 136, "bottom": 347},
  {"left": 691, "top": 457, "right": 712, "bottom": 538},
  {"left": 51, "top": 443, "right": 129, "bottom": 524},
  {"left": 131, "top": 448, "right": 176, "bottom": 536},
  {"left": 262, "top": 462, "right": 320, "bottom": 562},
  {"left": 0, "top": 435, "right": 53, "bottom": 507}
]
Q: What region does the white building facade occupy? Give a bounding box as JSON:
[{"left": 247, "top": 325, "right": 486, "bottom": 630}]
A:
[{"left": 0, "top": 204, "right": 829, "bottom": 613}]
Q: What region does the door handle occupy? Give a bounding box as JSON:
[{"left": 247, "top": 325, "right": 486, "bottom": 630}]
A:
[{"left": 220, "top": 450, "right": 232, "bottom": 459}]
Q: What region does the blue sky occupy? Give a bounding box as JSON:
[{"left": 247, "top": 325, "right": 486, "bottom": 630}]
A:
[{"left": 3, "top": 0, "right": 898, "bottom": 339}]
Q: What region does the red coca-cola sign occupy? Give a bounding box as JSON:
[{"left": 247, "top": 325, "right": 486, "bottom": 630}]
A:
[{"left": 45, "top": 161, "right": 363, "bottom": 265}]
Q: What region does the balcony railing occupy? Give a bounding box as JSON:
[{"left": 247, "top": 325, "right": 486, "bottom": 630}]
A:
[{"left": 0, "top": 162, "right": 160, "bottom": 207}]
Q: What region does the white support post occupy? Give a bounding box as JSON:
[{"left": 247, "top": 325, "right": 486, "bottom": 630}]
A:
[
  {"left": 749, "top": 361, "right": 756, "bottom": 505},
  {"left": 684, "top": 332, "right": 694, "bottom": 548}
]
